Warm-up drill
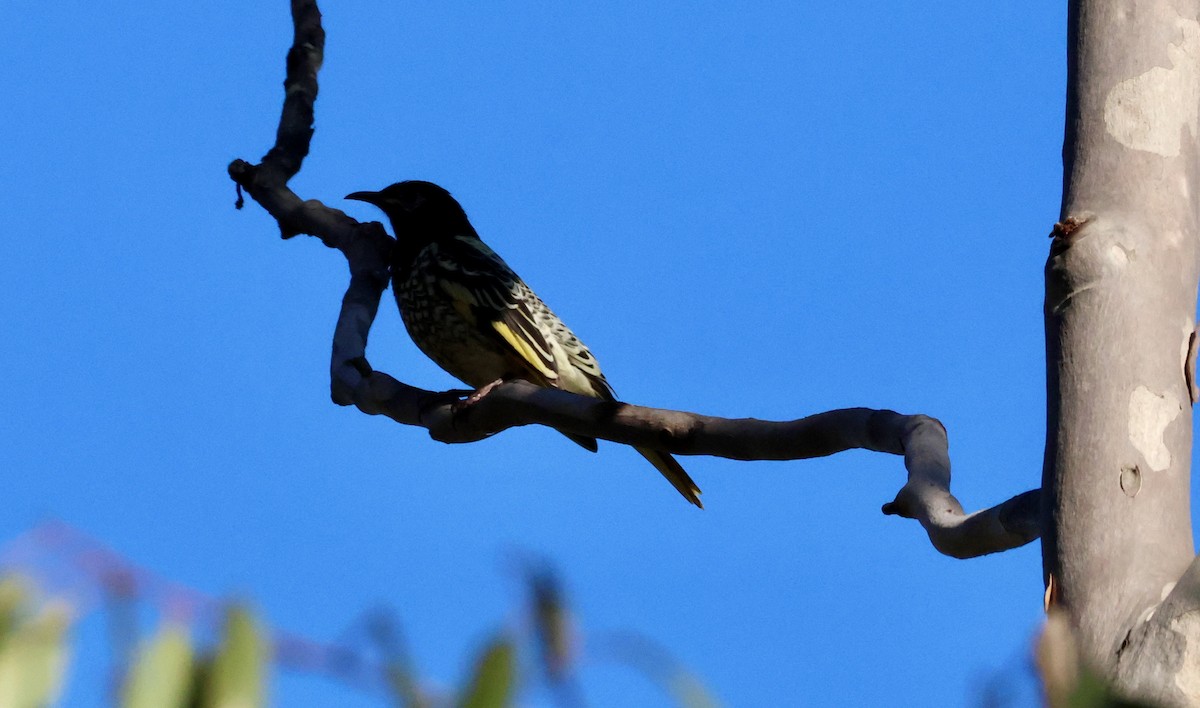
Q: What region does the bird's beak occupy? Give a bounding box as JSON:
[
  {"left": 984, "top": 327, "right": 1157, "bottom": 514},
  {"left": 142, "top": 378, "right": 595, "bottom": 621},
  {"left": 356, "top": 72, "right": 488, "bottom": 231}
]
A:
[{"left": 345, "top": 190, "right": 381, "bottom": 204}]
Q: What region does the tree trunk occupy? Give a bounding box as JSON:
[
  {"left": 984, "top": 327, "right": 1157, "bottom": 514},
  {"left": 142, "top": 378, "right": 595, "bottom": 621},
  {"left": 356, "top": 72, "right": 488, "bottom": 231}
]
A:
[{"left": 1045, "top": 0, "right": 1200, "bottom": 702}]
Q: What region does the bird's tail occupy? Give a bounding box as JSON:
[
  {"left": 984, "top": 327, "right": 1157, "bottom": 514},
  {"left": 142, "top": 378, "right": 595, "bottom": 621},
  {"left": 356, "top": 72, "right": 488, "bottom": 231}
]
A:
[{"left": 635, "top": 448, "right": 703, "bottom": 508}]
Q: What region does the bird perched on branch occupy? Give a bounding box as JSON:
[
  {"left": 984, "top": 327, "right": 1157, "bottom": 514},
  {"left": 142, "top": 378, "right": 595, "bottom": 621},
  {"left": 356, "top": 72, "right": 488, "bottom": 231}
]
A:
[{"left": 346, "top": 180, "right": 702, "bottom": 507}]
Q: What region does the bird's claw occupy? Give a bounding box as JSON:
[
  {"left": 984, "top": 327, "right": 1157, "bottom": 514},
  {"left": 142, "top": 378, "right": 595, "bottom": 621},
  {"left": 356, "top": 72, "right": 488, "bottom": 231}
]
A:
[{"left": 453, "top": 378, "right": 507, "bottom": 412}]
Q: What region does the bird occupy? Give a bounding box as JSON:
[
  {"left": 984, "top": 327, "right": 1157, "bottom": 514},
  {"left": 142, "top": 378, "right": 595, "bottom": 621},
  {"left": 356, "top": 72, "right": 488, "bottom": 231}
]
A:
[{"left": 345, "top": 180, "right": 702, "bottom": 507}]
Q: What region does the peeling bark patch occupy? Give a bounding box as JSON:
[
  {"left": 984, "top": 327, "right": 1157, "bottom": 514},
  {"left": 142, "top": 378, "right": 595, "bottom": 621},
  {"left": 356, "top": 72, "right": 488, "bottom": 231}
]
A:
[
  {"left": 1128, "top": 386, "right": 1181, "bottom": 471},
  {"left": 1187, "top": 327, "right": 1200, "bottom": 404},
  {"left": 1050, "top": 216, "right": 1088, "bottom": 240},
  {"left": 1103, "top": 18, "right": 1200, "bottom": 156},
  {"left": 1183, "top": 319, "right": 1196, "bottom": 368},
  {"left": 1174, "top": 611, "right": 1200, "bottom": 701},
  {"left": 1119, "top": 465, "right": 1141, "bottom": 497}
]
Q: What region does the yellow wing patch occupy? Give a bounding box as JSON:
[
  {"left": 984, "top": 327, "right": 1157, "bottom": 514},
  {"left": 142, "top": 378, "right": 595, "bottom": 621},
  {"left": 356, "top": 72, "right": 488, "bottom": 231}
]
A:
[{"left": 492, "top": 320, "right": 558, "bottom": 380}]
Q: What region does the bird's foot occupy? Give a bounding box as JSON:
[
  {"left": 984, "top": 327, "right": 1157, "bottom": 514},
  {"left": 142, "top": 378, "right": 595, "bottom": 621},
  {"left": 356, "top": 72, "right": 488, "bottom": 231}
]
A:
[{"left": 454, "top": 378, "right": 507, "bottom": 412}]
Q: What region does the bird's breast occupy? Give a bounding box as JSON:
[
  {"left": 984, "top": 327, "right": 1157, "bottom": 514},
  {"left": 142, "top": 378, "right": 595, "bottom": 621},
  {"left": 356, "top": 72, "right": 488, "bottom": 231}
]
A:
[{"left": 394, "top": 270, "right": 515, "bottom": 388}]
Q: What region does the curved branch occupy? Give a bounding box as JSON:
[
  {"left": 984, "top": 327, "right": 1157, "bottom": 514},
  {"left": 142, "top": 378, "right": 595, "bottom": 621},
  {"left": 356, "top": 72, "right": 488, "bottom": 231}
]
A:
[
  {"left": 345, "top": 369, "right": 1040, "bottom": 558},
  {"left": 227, "top": 0, "right": 1040, "bottom": 560},
  {"left": 228, "top": 0, "right": 393, "bottom": 401}
]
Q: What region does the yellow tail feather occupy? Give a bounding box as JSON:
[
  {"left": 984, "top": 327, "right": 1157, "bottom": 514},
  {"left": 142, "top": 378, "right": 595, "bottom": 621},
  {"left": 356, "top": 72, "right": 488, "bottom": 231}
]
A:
[{"left": 635, "top": 447, "right": 703, "bottom": 508}]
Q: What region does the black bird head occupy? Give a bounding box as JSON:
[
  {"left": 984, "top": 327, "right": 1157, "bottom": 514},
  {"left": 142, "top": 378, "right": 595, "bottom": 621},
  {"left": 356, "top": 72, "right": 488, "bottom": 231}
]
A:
[{"left": 345, "top": 180, "right": 476, "bottom": 243}]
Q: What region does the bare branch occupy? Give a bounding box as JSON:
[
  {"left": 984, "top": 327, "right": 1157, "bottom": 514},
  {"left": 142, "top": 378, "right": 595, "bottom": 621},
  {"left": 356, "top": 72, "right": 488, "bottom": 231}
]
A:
[
  {"left": 881, "top": 418, "right": 1041, "bottom": 559},
  {"left": 228, "top": 0, "right": 393, "bottom": 402},
  {"left": 331, "top": 364, "right": 1041, "bottom": 557},
  {"left": 227, "top": 0, "right": 1040, "bottom": 560}
]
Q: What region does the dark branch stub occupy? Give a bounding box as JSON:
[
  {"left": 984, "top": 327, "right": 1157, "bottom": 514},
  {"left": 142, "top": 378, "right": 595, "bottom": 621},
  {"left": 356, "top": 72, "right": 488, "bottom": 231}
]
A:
[
  {"left": 227, "top": 0, "right": 1041, "bottom": 559},
  {"left": 1186, "top": 328, "right": 1199, "bottom": 405}
]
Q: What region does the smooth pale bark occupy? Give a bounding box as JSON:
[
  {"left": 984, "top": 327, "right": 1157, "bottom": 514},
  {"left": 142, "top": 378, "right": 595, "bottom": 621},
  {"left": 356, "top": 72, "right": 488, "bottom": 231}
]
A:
[{"left": 1047, "top": 0, "right": 1200, "bottom": 702}]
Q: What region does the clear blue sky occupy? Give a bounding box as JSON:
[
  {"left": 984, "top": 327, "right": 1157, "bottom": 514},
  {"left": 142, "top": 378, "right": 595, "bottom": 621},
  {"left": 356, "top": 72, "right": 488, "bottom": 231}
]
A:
[{"left": 2, "top": 1, "right": 1148, "bottom": 705}]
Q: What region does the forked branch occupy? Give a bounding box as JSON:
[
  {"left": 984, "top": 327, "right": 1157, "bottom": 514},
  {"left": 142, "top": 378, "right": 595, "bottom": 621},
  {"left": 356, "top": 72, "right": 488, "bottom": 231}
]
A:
[{"left": 227, "top": 0, "right": 1040, "bottom": 559}]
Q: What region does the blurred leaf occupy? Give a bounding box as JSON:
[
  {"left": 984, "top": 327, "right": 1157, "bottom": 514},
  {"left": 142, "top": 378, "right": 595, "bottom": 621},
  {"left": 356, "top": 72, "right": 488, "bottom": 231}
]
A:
[
  {"left": 204, "top": 605, "right": 267, "bottom": 708},
  {"left": 595, "top": 631, "right": 721, "bottom": 708},
  {"left": 121, "top": 623, "right": 195, "bottom": 708},
  {"left": 384, "top": 661, "right": 431, "bottom": 708},
  {"left": 669, "top": 672, "right": 720, "bottom": 708},
  {"left": 0, "top": 576, "right": 29, "bottom": 641},
  {"left": 1068, "top": 673, "right": 1112, "bottom": 708},
  {"left": 457, "top": 636, "right": 516, "bottom": 708},
  {"left": 1037, "top": 611, "right": 1080, "bottom": 708},
  {"left": 365, "top": 609, "right": 431, "bottom": 708},
  {"left": 528, "top": 569, "right": 573, "bottom": 683},
  {"left": 1035, "top": 613, "right": 1150, "bottom": 708},
  {"left": 0, "top": 600, "right": 72, "bottom": 708}
]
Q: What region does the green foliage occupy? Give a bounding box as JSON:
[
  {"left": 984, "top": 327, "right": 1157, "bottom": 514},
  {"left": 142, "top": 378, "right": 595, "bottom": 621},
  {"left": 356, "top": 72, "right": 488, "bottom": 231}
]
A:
[
  {"left": 120, "top": 623, "right": 195, "bottom": 708},
  {"left": 0, "top": 567, "right": 720, "bottom": 708},
  {"left": 0, "top": 571, "right": 273, "bottom": 708},
  {"left": 456, "top": 636, "right": 516, "bottom": 708},
  {"left": 115, "top": 604, "right": 269, "bottom": 708},
  {"left": 0, "top": 577, "right": 70, "bottom": 708},
  {"left": 0, "top": 577, "right": 25, "bottom": 639},
  {"left": 204, "top": 606, "right": 269, "bottom": 708}
]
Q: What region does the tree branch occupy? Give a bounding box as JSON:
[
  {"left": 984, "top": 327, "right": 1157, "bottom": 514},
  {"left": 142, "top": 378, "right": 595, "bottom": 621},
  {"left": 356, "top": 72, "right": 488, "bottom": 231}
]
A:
[{"left": 227, "top": 0, "right": 1040, "bottom": 560}]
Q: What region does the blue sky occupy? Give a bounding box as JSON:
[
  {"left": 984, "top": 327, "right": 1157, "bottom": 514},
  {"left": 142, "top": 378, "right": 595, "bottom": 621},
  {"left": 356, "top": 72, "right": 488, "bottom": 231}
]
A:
[{"left": 0, "top": 1, "right": 1123, "bottom": 705}]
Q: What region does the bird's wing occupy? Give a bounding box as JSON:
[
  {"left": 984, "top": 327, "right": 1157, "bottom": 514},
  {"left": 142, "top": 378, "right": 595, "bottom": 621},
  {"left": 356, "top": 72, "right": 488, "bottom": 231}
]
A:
[
  {"left": 430, "top": 235, "right": 562, "bottom": 384},
  {"left": 428, "top": 237, "right": 703, "bottom": 506},
  {"left": 535, "top": 307, "right": 615, "bottom": 399}
]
